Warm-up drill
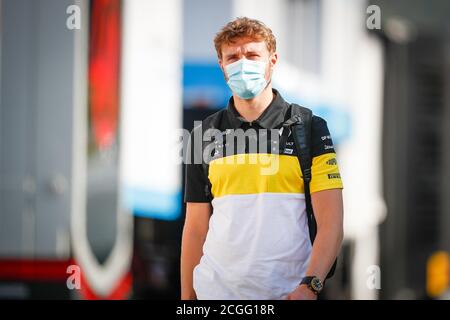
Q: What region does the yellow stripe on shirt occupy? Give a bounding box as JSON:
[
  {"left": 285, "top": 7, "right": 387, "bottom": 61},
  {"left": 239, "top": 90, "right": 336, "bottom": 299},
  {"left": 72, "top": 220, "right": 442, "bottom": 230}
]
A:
[
  {"left": 208, "top": 153, "right": 302, "bottom": 198},
  {"left": 208, "top": 152, "right": 342, "bottom": 198}
]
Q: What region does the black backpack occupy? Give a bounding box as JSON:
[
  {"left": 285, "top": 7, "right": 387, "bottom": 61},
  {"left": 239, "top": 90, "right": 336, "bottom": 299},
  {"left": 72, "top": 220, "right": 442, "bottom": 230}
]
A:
[{"left": 280, "top": 104, "right": 337, "bottom": 279}]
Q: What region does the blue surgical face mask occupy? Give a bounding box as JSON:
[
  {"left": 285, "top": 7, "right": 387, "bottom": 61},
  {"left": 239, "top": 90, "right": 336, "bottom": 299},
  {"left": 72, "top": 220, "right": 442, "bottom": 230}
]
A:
[{"left": 225, "top": 58, "right": 269, "bottom": 99}]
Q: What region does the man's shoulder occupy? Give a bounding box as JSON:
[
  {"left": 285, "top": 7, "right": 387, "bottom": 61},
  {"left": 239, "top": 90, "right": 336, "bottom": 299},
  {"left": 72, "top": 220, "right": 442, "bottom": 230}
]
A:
[
  {"left": 311, "top": 114, "right": 328, "bottom": 128},
  {"left": 288, "top": 104, "right": 328, "bottom": 128},
  {"left": 203, "top": 108, "right": 228, "bottom": 127},
  {"left": 191, "top": 108, "right": 228, "bottom": 135}
]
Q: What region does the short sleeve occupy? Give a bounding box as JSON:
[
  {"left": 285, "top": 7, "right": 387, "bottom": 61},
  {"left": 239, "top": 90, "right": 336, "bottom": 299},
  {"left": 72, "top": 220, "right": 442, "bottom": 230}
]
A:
[
  {"left": 184, "top": 128, "right": 211, "bottom": 203},
  {"left": 309, "top": 116, "right": 343, "bottom": 193}
]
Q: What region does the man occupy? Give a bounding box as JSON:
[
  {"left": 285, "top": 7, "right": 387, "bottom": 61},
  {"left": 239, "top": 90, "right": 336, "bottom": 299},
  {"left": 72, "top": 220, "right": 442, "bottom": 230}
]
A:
[{"left": 181, "top": 17, "right": 344, "bottom": 300}]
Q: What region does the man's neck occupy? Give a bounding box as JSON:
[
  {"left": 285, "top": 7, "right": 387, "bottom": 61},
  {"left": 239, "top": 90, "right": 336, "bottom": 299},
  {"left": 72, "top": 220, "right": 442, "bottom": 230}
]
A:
[{"left": 232, "top": 86, "right": 274, "bottom": 122}]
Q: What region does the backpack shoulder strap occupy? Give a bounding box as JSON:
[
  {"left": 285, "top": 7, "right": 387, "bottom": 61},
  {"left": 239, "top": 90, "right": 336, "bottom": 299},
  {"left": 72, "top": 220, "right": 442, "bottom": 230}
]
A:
[
  {"left": 286, "top": 104, "right": 315, "bottom": 241},
  {"left": 288, "top": 104, "right": 313, "bottom": 184},
  {"left": 283, "top": 104, "right": 338, "bottom": 279}
]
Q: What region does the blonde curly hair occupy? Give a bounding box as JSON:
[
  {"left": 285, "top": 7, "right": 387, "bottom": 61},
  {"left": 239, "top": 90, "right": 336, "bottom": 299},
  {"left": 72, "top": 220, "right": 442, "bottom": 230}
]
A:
[{"left": 214, "top": 17, "right": 277, "bottom": 59}]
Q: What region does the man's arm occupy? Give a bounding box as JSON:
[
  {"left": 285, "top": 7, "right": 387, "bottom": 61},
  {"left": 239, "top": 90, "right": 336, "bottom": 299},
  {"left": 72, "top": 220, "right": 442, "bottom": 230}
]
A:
[
  {"left": 306, "top": 188, "right": 344, "bottom": 280},
  {"left": 180, "top": 202, "right": 212, "bottom": 300},
  {"left": 287, "top": 188, "right": 344, "bottom": 300}
]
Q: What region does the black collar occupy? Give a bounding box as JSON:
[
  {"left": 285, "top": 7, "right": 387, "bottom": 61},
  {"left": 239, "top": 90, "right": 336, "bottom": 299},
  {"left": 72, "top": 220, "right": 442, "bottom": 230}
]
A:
[{"left": 226, "top": 89, "right": 290, "bottom": 129}]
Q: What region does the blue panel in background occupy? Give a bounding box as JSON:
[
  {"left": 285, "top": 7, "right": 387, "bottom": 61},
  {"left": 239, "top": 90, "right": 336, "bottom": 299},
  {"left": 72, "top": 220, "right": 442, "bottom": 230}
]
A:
[
  {"left": 183, "top": 62, "right": 231, "bottom": 108},
  {"left": 124, "top": 187, "right": 182, "bottom": 221}
]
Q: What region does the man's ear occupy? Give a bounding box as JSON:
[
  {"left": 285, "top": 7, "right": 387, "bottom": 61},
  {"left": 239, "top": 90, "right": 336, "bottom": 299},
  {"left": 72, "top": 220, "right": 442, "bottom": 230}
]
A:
[
  {"left": 270, "top": 52, "right": 278, "bottom": 68},
  {"left": 219, "top": 59, "right": 228, "bottom": 81}
]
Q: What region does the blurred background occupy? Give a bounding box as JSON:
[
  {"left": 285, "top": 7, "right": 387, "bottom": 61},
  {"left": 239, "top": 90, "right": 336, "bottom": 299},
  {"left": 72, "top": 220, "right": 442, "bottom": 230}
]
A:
[{"left": 0, "top": 0, "right": 449, "bottom": 300}]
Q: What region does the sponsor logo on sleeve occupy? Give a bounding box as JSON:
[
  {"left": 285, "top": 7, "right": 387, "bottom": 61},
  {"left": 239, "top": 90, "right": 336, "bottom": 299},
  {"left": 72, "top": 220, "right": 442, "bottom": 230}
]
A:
[{"left": 328, "top": 173, "right": 341, "bottom": 179}]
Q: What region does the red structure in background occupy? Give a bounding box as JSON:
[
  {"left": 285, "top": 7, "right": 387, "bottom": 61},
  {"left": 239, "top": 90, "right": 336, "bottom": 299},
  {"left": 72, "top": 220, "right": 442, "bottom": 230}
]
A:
[
  {"left": 0, "top": 259, "right": 75, "bottom": 282},
  {"left": 88, "top": 0, "right": 121, "bottom": 150},
  {"left": 83, "top": 0, "right": 131, "bottom": 300},
  {"left": 80, "top": 272, "right": 132, "bottom": 300}
]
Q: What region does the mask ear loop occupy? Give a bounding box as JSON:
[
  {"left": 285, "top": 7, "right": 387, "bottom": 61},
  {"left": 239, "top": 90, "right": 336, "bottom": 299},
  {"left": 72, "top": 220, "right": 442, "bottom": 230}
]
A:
[{"left": 264, "top": 58, "right": 274, "bottom": 90}]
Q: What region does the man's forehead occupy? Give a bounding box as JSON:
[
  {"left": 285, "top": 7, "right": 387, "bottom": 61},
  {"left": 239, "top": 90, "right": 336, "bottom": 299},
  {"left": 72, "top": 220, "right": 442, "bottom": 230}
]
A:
[{"left": 222, "top": 38, "right": 267, "bottom": 54}]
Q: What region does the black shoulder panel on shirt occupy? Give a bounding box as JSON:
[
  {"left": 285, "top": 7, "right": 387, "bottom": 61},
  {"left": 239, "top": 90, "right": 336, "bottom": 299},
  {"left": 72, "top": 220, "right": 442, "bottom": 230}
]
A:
[
  {"left": 184, "top": 109, "right": 227, "bottom": 203},
  {"left": 311, "top": 116, "right": 336, "bottom": 157}
]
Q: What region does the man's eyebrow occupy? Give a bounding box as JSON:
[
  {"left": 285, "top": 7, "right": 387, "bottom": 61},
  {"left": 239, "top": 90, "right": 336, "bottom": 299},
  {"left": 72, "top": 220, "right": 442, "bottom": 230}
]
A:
[{"left": 224, "top": 53, "right": 239, "bottom": 59}]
